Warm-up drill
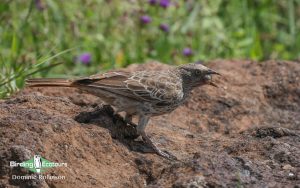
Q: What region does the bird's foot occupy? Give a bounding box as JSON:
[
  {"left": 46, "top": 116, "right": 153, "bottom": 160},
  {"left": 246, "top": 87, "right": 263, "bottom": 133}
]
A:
[
  {"left": 125, "top": 120, "right": 137, "bottom": 128},
  {"left": 141, "top": 133, "right": 177, "bottom": 161},
  {"left": 113, "top": 113, "right": 137, "bottom": 129},
  {"left": 121, "top": 120, "right": 139, "bottom": 139}
]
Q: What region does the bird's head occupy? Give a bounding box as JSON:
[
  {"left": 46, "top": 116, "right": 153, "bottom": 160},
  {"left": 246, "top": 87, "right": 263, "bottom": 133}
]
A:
[{"left": 177, "top": 63, "right": 220, "bottom": 88}]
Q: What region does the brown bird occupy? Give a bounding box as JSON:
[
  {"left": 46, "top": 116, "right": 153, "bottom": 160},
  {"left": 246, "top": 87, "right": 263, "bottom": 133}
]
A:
[{"left": 26, "top": 63, "right": 220, "bottom": 160}]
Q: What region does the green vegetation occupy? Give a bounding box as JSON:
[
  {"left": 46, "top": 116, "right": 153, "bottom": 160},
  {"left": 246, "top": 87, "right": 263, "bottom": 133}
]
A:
[{"left": 0, "top": 0, "right": 300, "bottom": 98}]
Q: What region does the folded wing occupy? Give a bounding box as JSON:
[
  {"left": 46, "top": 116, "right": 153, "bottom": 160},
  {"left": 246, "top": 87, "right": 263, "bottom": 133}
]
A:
[{"left": 72, "top": 71, "right": 183, "bottom": 103}]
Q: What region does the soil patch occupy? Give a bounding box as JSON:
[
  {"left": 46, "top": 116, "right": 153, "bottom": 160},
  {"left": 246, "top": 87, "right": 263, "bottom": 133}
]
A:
[{"left": 0, "top": 60, "right": 299, "bottom": 187}]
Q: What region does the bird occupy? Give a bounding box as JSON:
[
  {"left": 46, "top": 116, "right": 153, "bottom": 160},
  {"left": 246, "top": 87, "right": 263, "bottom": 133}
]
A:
[{"left": 26, "top": 63, "right": 220, "bottom": 160}]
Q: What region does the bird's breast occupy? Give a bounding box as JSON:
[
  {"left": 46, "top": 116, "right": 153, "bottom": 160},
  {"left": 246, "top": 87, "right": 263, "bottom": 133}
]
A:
[{"left": 141, "top": 97, "right": 186, "bottom": 116}]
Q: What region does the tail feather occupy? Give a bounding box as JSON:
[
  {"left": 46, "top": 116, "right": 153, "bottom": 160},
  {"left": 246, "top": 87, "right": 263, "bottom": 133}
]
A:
[{"left": 26, "top": 78, "right": 73, "bottom": 87}]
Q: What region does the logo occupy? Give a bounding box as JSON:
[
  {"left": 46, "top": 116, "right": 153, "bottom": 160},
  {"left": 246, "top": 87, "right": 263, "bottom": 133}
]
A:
[{"left": 10, "top": 155, "right": 67, "bottom": 180}]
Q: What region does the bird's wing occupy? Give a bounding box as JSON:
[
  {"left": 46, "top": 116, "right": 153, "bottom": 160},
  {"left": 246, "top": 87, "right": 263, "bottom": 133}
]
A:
[{"left": 72, "top": 71, "right": 183, "bottom": 103}]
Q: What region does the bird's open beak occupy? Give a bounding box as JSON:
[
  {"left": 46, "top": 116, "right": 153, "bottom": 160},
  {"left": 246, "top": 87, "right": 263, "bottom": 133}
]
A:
[
  {"left": 207, "top": 69, "right": 220, "bottom": 87},
  {"left": 207, "top": 69, "right": 221, "bottom": 75}
]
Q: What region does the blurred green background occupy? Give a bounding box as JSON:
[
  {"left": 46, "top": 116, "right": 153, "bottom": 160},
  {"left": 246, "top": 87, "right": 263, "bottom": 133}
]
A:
[{"left": 1, "top": 0, "right": 300, "bottom": 97}]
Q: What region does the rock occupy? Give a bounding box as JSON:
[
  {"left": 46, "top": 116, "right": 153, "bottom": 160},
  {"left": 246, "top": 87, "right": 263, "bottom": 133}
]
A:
[
  {"left": 0, "top": 60, "right": 300, "bottom": 187},
  {"left": 282, "top": 164, "right": 294, "bottom": 170}
]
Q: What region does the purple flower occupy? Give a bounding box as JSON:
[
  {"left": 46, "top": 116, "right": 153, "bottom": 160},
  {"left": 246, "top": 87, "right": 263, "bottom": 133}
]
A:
[
  {"left": 35, "top": 0, "right": 45, "bottom": 11},
  {"left": 148, "top": 0, "right": 157, "bottom": 5},
  {"left": 159, "top": 0, "right": 171, "bottom": 8},
  {"left": 159, "top": 23, "right": 170, "bottom": 32},
  {"left": 183, "top": 48, "right": 193, "bottom": 57},
  {"left": 195, "top": 61, "right": 203, "bottom": 64},
  {"left": 140, "top": 15, "right": 152, "bottom": 24},
  {"left": 78, "top": 53, "right": 91, "bottom": 65}
]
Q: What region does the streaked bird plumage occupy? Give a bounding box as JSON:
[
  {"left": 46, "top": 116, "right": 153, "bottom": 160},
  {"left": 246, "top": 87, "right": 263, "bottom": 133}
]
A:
[{"left": 26, "top": 63, "right": 220, "bottom": 160}]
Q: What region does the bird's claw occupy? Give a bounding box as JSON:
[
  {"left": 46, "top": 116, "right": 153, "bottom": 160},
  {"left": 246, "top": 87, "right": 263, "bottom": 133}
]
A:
[
  {"left": 123, "top": 118, "right": 137, "bottom": 128},
  {"left": 141, "top": 133, "right": 177, "bottom": 161},
  {"left": 158, "top": 150, "right": 178, "bottom": 161}
]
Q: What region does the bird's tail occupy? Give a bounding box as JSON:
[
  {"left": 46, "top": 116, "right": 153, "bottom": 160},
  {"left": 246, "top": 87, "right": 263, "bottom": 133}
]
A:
[{"left": 26, "top": 78, "right": 73, "bottom": 87}]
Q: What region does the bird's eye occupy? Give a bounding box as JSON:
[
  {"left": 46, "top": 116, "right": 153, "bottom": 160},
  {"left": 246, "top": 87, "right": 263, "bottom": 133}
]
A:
[{"left": 195, "top": 70, "right": 201, "bottom": 75}]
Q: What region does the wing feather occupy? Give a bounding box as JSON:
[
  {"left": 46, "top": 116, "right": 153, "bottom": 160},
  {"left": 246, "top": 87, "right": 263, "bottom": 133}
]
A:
[{"left": 72, "top": 71, "right": 183, "bottom": 103}]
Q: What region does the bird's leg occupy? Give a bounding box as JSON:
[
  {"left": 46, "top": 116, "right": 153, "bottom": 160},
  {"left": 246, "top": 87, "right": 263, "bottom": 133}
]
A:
[
  {"left": 125, "top": 113, "right": 132, "bottom": 122},
  {"left": 137, "top": 115, "right": 177, "bottom": 160},
  {"left": 112, "top": 109, "right": 136, "bottom": 127},
  {"left": 113, "top": 108, "right": 121, "bottom": 115},
  {"left": 123, "top": 113, "right": 137, "bottom": 127}
]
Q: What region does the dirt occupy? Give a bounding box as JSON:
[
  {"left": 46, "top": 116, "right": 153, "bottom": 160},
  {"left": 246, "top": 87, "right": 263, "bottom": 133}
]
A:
[{"left": 0, "top": 60, "right": 299, "bottom": 188}]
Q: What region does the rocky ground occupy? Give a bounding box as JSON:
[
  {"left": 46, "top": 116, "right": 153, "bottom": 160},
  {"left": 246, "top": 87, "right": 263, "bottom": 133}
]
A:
[{"left": 0, "top": 60, "right": 299, "bottom": 188}]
